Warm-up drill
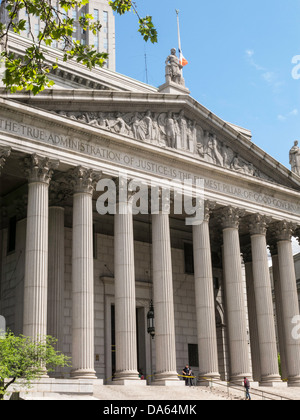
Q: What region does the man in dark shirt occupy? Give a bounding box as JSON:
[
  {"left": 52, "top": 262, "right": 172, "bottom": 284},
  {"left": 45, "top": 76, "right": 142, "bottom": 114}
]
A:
[{"left": 182, "top": 365, "right": 191, "bottom": 386}]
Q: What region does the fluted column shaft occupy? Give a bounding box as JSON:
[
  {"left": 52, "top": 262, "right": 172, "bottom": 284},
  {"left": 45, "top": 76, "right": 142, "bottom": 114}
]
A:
[
  {"left": 23, "top": 154, "right": 59, "bottom": 341},
  {"left": 270, "top": 247, "right": 288, "bottom": 380},
  {"left": 249, "top": 215, "right": 281, "bottom": 384},
  {"left": 47, "top": 207, "right": 65, "bottom": 356},
  {"left": 70, "top": 167, "right": 100, "bottom": 379},
  {"left": 220, "top": 207, "right": 251, "bottom": 383},
  {"left": 114, "top": 192, "right": 139, "bottom": 382},
  {"left": 193, "top": 203, "right": 220, "bottom": 382},
  {"left": 276, "top": 222, "right": 300, "bottom": 386},
  {"left": 152, "top": 211, "right": 179, "bottom": 383},
  {"left": 244, "top": 255, "right": 261, "bottom": 382}
]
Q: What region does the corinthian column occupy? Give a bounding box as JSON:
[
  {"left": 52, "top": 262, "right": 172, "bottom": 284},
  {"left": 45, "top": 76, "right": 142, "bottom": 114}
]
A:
[
  {"left": 249, "top": 215, "right": 281, "bottom": 385},
  {"left": 220, "top": 206, "right": 251, "bottom": 384},
  {"left": 114, "top": 177, "right": 140, "bottom": 384},
  {"left": 268, "top": 240, "right": 288, "bottom": 381},
  {"left": 152, "top": 194, "right": 180, "bottom": 385},
  {"left": 70, "top": 166, "right": 101, "bottom": 379},
  {"left": 193, "top": 201, "right": 220, "bottom": 383},
  {"left": 23, "top": 154, "right": 59, "bottom": 340},
  {"left": 275, "top": 221, "right": 300, "bottom": 386}
]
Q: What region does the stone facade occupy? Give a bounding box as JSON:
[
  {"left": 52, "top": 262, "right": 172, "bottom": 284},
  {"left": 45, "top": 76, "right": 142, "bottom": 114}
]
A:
[
  {"left": 0, "top": 0, "right": 116, "bottom": 71},
  {"left": 0, "top": 34, "right": 300, "bottom": 391}
]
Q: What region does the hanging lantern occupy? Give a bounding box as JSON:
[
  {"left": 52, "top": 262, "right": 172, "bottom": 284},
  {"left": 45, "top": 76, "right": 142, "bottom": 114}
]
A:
[{"left": 147, "top": 300, "right": 155, "bottom": 339}]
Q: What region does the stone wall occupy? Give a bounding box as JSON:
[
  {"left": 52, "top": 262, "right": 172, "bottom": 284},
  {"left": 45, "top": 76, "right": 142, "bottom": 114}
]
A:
[{"left": 0, "top": 221, "right": 228, "bottom": 381}]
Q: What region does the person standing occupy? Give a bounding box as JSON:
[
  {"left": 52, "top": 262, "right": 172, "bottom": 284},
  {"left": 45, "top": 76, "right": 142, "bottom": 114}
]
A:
[
  {"left": 182, "top": 365, "right": 190, "bottom": 386},
  {"left": 244, "top": 377, "right": 251, "bottom": 400}
]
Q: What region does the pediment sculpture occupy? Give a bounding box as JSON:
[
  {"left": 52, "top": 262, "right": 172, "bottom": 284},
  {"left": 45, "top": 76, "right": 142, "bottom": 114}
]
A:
[
  {"left": 165, "top": 48, "right": 185, "bottom": 87},
  {"left": 289, "top": 141, "right": 300, "bottom": 176},
  {"left": 57, "top": 109, "right": 272, "bottom": 181}
]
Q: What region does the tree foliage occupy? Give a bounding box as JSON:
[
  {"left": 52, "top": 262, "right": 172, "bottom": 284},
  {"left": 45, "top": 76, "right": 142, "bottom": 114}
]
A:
[
  {"left": 0, "top": 0, "right": 157, "bottom": 95},
  {"left": 0, "top": 331, "right": 71, "bottom": 399}
]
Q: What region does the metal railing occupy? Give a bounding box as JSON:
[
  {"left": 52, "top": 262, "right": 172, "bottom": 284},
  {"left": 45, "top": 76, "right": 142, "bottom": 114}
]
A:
[{"left": 199, "top": 378, "right": 293, "bottom": 401}]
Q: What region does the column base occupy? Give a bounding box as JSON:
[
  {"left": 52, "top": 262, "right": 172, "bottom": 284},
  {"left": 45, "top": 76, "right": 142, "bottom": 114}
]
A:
[
  {"left": 259, "top": 375, "right": 283, "bottom": 387},
  {"left": 288, "top": 376, "right": 300, "bottom": 387},
  {"left": 113, "top": 370, "right": 140, "bottom": 383},
  {"left": 153, "top": 372, "right": 182, "bottom": 386},
  {"left": 112, "top": 380, "right": 147, "bottom": 386},
  {"left": 230, "top": 374, "right": 253, "bottom": 386},
  {"left": 70, "top": 369, "right": 97, "bottom": 380}
]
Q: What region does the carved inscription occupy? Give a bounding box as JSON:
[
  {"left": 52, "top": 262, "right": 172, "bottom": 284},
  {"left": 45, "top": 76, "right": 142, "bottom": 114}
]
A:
[{"left": 0, "top": 117, "right": 299, "bottom": 215}]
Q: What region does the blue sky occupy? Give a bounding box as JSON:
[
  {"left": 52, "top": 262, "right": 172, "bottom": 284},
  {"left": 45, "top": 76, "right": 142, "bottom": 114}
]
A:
[{"left": 114, "top": 0, "right": 300, "bottom": 170}]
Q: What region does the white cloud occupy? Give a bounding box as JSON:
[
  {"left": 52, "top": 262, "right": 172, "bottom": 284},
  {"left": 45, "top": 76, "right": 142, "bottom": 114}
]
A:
[
  {"left": 245, "top": 49, "right": 284, "bottom": 91},
  {"left": 246, "top": 49, "right": 254, "bottom": 58},
  {"left": 277, "top": 108, "right": 299, "bottom": 122},
  {"left": 245, "top": 49, "right": 266, "bottom": 71}
]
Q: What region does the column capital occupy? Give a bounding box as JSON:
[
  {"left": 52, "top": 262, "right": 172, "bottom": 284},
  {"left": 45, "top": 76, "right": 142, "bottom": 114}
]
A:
[
  {"left": 219, "top": 206, "right": 245, "bottom": 229},
  {"left": 202, "top": 200, "right": 216, "bottom": 222},
  {"left": 69, "top": 166, "right": 102, "bottom": 195},
  {"left": 0, "top": 146, "right": 11, "bottom": 174},
  {"left": 249, "top": 214, "right": 270, "bottom": 236},
  {"left": 271, "top": 220, "right": 297, "bottom": 242},
  {"left": 115, "top": 176, "right": 144, "bottom": 204},
  {"left": 23, "top": 153, "right": 59, "bottom": 185}
]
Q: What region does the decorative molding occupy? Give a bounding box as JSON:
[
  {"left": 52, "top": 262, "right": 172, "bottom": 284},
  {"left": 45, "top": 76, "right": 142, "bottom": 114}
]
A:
[
  {"left": 272, "top": 220, "right": 297, "bottom": 242},
  {"left": 68, "top": 166, "right": 102, "bottom": 195},
  {"left": 23, "top": 153, "right": 59, "bottom": 184},
  {"left": 56, "top": 109, "right": 272, "bottom": 182},
  {"left": 218, "top": 206, "right": 245, "bottom": 229},
  {"left": 203, "top": 200, "right": 216, "bottom": 222},
  {"left": 249, "top": 214, "right": 270, "bottom": 236}
]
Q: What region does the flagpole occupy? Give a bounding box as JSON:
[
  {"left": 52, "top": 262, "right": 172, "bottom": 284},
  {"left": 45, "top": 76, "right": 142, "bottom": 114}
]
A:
[
  {"left": 176, "top": 9, "right": 182, "bottom": 57},
  {"left": 175, "top": 9, "right": 188, "bottom": 69}
]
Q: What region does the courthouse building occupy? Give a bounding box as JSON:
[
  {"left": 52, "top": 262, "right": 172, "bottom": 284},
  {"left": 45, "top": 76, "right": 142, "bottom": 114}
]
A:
[{"left": 0, "top": 11, "right": 300, "bottom": 390}]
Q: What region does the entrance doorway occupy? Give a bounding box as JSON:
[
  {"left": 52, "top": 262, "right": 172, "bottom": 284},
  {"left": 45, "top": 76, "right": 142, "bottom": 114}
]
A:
[{"left": 110, "top": 305, "right": 147, "bottom": 378}]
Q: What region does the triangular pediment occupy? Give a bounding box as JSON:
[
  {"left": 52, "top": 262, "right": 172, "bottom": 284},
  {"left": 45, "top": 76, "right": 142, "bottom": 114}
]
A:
[
  {"left": 6, "top": 87, "right": 299, "bottom": 192},
  {"left": 2, "top": 34, "right": 300, "bottom": 192}
]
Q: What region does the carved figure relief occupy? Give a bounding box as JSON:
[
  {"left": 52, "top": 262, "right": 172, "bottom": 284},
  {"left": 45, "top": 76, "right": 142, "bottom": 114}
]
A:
[{"left": 57, "top": 109, "right": 272, "bottom": 181}]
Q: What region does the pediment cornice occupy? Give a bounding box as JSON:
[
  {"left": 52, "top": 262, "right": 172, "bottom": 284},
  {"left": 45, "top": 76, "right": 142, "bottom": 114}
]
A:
[{"left": 4, "top": 89, "right": 299, "bottom": 191}]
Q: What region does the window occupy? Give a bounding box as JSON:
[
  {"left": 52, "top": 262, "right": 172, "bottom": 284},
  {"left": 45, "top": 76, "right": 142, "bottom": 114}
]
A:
[
  {"left": 34, "top": 23, "right": 39, "bottom": 38},
  {"left": 103, "top": 38, "right": 108, "bottom": 52},
  {"left": 94, "top": 35, "right": 99, "bottom": 49},
  {"left": 94, "top": 9, "right": 99, "bottom": 21},
  {"left": 188, "top": 344, "right": 199, "bottom": 367},
  {"left": 7, "top": 216, "right": 16, "bottom": 254},
  {"left": 184, "top": 243, "right": 194, "bottom": 274},
  {"left": 103, "top": 11, "right": 108, "bottom": 23}
]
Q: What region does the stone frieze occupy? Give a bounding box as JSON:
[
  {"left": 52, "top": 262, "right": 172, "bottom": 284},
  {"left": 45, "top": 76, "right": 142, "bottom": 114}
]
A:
[{"left": 57, "top": 109, "right": 272, "bottom": 181}]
